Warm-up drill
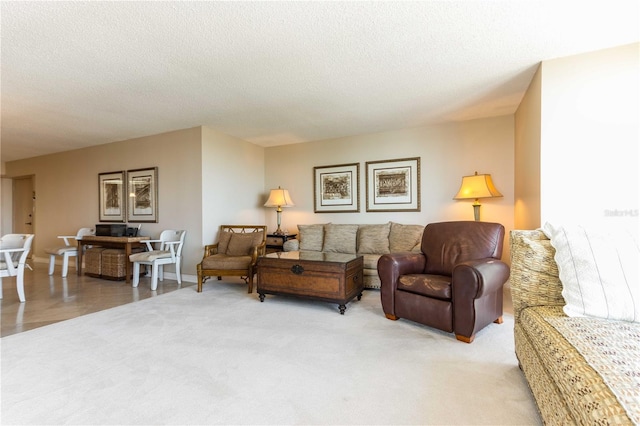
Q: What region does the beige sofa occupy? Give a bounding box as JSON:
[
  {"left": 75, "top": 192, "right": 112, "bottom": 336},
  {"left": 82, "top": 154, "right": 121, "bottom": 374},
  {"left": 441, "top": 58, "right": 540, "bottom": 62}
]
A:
[
  {"left": 510, "top": 229, "right": 638, "bottom": 425},
  {"left": 284, "top": 222, "right": 424, "bottom": 289}
]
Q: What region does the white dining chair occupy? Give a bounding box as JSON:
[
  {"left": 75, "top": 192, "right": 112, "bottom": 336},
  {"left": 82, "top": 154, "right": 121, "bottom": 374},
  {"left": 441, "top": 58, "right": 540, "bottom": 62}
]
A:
[
  {"left": 129, "top": 230, "right": 186, "bottom": 291},
  {"left": 44, "top": 227, "right": 94, "bottom": 277},
  {"left": 0, "top": 234, "right": 35, "bottom": 302}
]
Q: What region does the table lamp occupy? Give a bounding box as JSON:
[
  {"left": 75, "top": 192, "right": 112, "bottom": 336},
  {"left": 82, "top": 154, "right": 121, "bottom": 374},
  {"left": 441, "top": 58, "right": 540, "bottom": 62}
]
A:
[
  {"left": 264, "top": 186, "right": 295, "bottom": 235},
  {"left": 453, "top": 172, "right": 502, "bottom": 221}
]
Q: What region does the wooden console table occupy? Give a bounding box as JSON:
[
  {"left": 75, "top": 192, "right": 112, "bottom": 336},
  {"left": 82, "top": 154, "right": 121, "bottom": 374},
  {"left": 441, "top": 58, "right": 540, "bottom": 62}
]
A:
[{"left": 77, "top": 236, "right": 149, "bottom": 283}]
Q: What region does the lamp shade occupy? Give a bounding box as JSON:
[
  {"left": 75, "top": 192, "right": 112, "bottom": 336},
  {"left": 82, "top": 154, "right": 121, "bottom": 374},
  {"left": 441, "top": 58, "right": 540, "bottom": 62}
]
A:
[
  {"left": 264, "top": 187, "right": 295, "bottom": 207},
  {"left": 453, "top": 172, "right": 503, "bottom": 200}
]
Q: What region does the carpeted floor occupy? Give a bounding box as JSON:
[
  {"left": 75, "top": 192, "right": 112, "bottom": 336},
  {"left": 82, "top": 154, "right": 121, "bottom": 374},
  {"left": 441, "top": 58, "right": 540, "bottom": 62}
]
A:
[{"left": 1, "top": 281, "right": 541, "bottom": 425}]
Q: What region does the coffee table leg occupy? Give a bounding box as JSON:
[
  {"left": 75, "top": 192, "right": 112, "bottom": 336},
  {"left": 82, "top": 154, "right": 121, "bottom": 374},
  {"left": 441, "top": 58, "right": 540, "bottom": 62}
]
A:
[
  {"left": 259, "top": 293, "right": 265, "bottom": 302},
  {"left": 338, "top": 304, "right": 346, "bottom": 315}
]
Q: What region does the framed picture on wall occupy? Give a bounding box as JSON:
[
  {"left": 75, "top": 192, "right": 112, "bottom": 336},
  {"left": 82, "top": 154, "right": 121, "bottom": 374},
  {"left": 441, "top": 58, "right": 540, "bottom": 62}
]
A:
[
  {"left": 98, "top": 171, "right": 126, "bottom": 222},
  {"left": 313, "top": 163, "right": 360, "bottom": 213},
  {"left": 366, "top": 157, "right": 421, "bottom": 212},
  {"left": 127, "top": 167, "right": 158, "bottom": 223}
]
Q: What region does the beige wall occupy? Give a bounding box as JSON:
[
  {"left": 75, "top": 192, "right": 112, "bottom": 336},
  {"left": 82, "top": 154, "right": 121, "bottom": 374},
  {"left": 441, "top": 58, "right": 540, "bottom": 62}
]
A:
[
  {"left": 514, "top": 43, "right": 639, "bottom": 235},
  {"left": 265, "top": 115, "right": 515, "bottom": 261},
  {"left": 540, "top": 43, "right": 639, "bottom": 232},
  {"left": 201, "top": 126, "right": 266, "bottom": 243},
  {"left": 514, "top": 66, "right": 542, "bottom": 230},
  {"left": 4, "top": 127, "right": 205, "bottom": 276}
]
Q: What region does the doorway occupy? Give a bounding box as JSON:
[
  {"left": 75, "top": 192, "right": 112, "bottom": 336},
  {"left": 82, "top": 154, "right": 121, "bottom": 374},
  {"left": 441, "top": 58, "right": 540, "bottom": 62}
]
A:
[{"left": 12, "top": 176, "right": 35, "bottom": 253}]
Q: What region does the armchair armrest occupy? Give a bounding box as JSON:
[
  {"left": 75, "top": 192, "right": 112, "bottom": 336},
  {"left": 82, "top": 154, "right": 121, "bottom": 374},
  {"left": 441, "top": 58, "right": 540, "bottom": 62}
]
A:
[
  {"left": 249, "top": 241, "right": 267, "bottom": 264},
  {"left": 452, "top": 258, "right": 510, "bottom": 300},
  {"left": 203, "top": 243, "right": 219, "bottom": 257},
  {"left": 378, "top": 252, "right": 427, "bottom": 316}
]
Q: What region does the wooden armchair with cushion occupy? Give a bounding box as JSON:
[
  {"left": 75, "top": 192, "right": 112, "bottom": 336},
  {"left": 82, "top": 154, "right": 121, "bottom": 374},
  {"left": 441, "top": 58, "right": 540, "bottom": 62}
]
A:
[{"left": 197, "top": 225, "right": 267, "bottom": 293}]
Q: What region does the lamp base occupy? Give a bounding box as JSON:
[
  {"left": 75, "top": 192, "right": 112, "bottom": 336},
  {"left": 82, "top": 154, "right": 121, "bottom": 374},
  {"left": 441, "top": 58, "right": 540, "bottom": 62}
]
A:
[
  {"left": 472, "top": 202, "right": 481, "bottom": 221},
  {"left": 272, "top": 228, "right": 285, "bottom": 235}
]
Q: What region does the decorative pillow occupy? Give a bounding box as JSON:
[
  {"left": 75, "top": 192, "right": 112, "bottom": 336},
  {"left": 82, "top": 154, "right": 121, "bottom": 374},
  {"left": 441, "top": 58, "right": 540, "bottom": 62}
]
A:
[
  {"left": 389, "top": 222, "right": 424, "bottom": 252},
  {"left": 226, "top": 231, "right": 264, "bottom": 256},
  {"left": 323, "top": 224, "right": 359, "bottom": 254},
  {"left": 542, "top": 222, "right": 640, "bottom": 322},
  {"left": 357, "top": 223, "right": 391, "bottom": 254},
  {"left": 217, "top": 231, "right": 233, "bottom": 254},
  {"left": 298, "top": 224, "right": 326, "bottom": 251}
]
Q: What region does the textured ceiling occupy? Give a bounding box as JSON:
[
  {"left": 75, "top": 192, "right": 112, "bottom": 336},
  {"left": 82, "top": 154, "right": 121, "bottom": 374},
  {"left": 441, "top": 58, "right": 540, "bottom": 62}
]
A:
[{"left": 1, "top": 1, "right": 638, "bottom": 162}]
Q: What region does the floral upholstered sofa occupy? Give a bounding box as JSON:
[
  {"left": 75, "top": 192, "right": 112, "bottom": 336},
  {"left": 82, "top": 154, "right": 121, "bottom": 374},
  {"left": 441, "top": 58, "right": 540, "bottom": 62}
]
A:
[
  {"left": 510, "top": 226, "right": 639, "bottom": 425},
  {"left": 284, "top": 222, "right": 424, "bottom": 289}
]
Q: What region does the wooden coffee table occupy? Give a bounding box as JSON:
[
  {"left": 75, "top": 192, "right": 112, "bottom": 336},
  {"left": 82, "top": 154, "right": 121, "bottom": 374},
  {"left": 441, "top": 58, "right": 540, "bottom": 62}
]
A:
[{"left": 256, "top": 251, "right": 364, "bottom": 314}]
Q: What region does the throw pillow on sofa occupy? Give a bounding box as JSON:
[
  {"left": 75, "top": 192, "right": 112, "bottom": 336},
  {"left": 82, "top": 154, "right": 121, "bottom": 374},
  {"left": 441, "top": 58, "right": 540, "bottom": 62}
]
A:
[
  {"left": 323, "top": 224, "right": 359, "bottom": 254},
  {"left": 298, "top": 224, "right": 326, "bottom": 251},
  {"left": 543, "top": 222, "right": 639, "bottom": 322},
  {"left": 389, "top": 222, "right": 424, "bottom": 252},
  {"left": 357, "top": 223, "right": 391, "bottom": 254}
]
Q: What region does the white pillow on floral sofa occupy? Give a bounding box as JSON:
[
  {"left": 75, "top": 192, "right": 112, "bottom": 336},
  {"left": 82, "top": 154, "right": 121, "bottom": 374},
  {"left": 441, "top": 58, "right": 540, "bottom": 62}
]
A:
[{"left": 542, "top": 222, "right": 639, "bottom": 322}]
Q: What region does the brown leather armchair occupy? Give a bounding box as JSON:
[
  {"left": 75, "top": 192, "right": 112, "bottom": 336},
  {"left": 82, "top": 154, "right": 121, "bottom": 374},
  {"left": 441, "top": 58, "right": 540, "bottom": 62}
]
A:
[{"left": 378, "top": 221, "right": 509, "bottom": 343}]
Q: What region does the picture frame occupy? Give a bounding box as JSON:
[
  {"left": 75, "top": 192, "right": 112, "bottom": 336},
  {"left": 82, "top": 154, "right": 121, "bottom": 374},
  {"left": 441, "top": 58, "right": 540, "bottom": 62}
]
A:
[
  {"left": 98, "top": 171, "right": 126, "bottom": 222},
  {"left": 126, "top": 167, "right": 158, "bottom": 223},
  {"left": 313, "top": 163, "right": 360, "bottom": 213},
  {"left": 366, "top": 157, "right": 421, "bottom": 212}
]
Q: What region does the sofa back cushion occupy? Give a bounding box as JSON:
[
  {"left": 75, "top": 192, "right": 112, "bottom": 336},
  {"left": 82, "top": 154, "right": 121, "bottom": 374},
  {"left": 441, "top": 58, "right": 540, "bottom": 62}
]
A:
[
  {"left": 509, "top": 229, "right": 564, "bottom": 319},
  {"left": 389, "top": 222, "right": 424, "bottom": 252},
  {"left": 323, "top": 224, "right": 358, "bottom": 254},
  {"left": 422, "top": 221, "right": 504, "bottom": 275},
  {"left": 357, "top": 223, "right": 391, "bottom": 254},
  {"left": 298, "top": 224, "right": 325, "bottom": 251}
]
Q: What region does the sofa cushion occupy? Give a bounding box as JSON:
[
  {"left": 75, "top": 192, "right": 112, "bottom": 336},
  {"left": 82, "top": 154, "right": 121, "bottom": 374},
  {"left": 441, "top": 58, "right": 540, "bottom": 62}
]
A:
[
  {"left": 543, "top": 222, "right": 640, "bottom": 322},
  {"left": 360, "top": 253, "right": 382, "bottom": 270},
  {"left": 323, "top": 224, "right": 358, "bottom": 254},
  {"left": 389, "top": 222, "right": 424, "bottom": 252},
  {"left": 509, "top": 230, "right": 565, "bottom": 318},
  {"left": 298, "top": 224, "right": 325, "bottom": 251},
  {"left": 357, "top": 223, "right": 391, "bottom": 254},
  {"left": 519, "top": 305, "right": 638, "bottom": 424},
  {"left": 226, "top": 231, "right": 264, "bottom": 256}
]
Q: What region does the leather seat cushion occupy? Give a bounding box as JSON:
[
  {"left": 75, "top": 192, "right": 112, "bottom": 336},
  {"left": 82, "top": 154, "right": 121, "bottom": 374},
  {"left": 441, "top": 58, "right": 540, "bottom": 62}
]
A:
[
  {"left": 201, "top": 254, "right": 252, "bottom": 270},
  {"left": 398, "top": 274, "right": 452, "bottom": 299},
  {"left": 44, "top": 246, "right": 77, "bottom": 255}
]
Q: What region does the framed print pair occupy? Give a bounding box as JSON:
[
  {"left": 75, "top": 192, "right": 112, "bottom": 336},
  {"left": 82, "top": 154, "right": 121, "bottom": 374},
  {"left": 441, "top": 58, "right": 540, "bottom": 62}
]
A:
[
  {"left": 313, "top": 157, "right": 421, "bottom": 213},
  {"left": 98, "top": 167, "right": 158, "bottom": 222}
]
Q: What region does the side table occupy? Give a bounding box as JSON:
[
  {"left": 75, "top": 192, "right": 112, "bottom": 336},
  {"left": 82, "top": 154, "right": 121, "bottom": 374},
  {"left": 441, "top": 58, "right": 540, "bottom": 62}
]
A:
[{"left": 265, "top": 234, "right": 297, "bottom": 253}]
